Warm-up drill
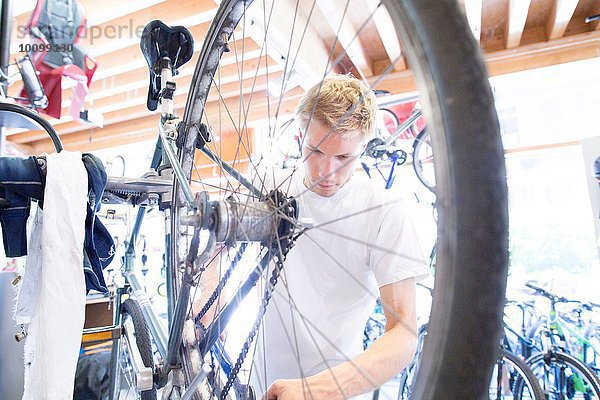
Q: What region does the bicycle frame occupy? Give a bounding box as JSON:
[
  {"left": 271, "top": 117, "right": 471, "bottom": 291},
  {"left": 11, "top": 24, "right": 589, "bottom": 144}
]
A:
[
  {"left": 503, "top": 320, "right": 539, "bottom": 358},
  {"left": 361, "top": 108, "right": 422, "bottom": 189},
  {"left": 533, "top": 298, "right": 599, "bottom": 359},
  {"left": 525, "top": 283, "right": 600, "bottom": 397},
  {"left": 106, "top": 56, "right": 278, "bottom": 399},
  {"left": 553, "top": 312, "right": 600, "bottom": 365},
  {"left": 503, "top": 300, "right": 541, "bottom": 358}
]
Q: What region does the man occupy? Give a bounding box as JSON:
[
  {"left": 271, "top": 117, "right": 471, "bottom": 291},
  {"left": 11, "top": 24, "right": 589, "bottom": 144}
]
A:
[
  {"left": 195, "top": 74, "right": 428, "bottom": 399},
  {"left": 249, "top": 74, "right": 430, "bottom": 399}
]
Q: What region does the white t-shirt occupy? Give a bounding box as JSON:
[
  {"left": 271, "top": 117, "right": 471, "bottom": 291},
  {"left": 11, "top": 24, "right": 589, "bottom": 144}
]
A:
[{"left": 251, "top": 168, "right": 429, "bottom": 399}]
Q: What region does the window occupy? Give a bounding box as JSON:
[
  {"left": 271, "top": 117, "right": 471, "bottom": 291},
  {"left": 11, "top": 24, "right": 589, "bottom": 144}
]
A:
[{"left": 490, "top": 57, "right": 600, "bottom": 277}]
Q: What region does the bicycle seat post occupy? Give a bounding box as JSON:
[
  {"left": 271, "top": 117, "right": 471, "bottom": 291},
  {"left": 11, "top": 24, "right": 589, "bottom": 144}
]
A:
[
  {"left": 159, "top": 57, "right": 176, "bottom": 118},
  {"left": 140, "top": 21, "right": 193, "bottom": 113}
]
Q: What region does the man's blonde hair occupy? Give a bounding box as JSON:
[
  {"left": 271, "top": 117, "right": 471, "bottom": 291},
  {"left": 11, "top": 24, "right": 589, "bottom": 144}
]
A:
[{"left": 295, "top": 74, "right": 377, "bottom": 139}]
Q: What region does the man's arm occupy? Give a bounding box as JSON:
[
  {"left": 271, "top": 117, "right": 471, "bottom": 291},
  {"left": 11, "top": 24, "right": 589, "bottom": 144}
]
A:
[{"left": 265, "top": 277, "right": 418, "bottom": 400}]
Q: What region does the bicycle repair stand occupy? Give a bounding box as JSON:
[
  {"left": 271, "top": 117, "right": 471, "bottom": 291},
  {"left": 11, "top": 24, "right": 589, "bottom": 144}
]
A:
[{"left": 93, "top": 20, "right": 196, "bottom": 399}]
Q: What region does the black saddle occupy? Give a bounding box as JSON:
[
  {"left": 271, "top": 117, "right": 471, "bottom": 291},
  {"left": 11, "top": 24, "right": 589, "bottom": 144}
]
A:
[{"left": 140, "top": 20, "right": 194, "bottom": 111}]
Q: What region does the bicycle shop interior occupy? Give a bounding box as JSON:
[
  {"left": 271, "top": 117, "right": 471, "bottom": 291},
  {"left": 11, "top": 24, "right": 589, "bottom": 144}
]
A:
[{"left": 1, "top": 0, "right": 600, "bottom": 399}]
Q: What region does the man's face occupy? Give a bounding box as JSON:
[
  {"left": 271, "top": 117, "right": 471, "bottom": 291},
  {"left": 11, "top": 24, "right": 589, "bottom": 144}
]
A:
[{"left": 302, "top": 120, "right": 365, "bottom": 197}]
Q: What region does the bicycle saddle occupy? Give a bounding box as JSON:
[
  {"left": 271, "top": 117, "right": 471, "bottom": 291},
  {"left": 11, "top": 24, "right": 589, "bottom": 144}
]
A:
[{"left": 140, "top": 20, "right": 194, "bottom": 111}]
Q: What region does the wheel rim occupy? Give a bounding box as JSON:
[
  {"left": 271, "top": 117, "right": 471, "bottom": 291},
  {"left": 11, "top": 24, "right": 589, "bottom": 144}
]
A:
[{"left": 169, "top": 1, "right": 509, "bottom": 398}]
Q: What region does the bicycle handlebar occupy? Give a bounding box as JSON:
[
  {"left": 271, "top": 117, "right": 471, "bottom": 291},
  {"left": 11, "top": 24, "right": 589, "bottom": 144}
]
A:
[
  {"left": 0, "top": 102, "right": 63, "bottom": 152},
  {"left": 580, "top": 302, "right": 600, "bottom": 311},
  {"left": 525, "top": 282, "right": 572, "bottom": 304},
  {"left": 525, "top": 282, "right": 593, "bottom": 307}
]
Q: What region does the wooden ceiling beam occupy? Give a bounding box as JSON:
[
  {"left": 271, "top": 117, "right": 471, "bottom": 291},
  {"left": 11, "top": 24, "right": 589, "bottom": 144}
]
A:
[
  {"left": 6, "top": 21, "right": 251, "bottom": 99},
  {"left": 78, "top": 0, "right": 216, "bottom": 54},
  {"left": 6, "top": 40, "right": 271, "bottom": 128},
  {"left": 11, "top": 0, "right": 167, "bottom": 29},
  {"left": 21, "top": 26, "right": 600, "bottom": 154},
  {"left": 369, "top": 30, "right": 600, "bottom": 101},
  {"left": 367, "top": 69, "right": 417, "bottom": 96},
  {"left": 9, "top": 0, "right": 214, "bottom": 58},
  {"left": 8, "top": 66, "right": 283, "bottom": 144},
  {"left": 366, "top": 0, "right": 406, "bottom": 71},
  {"left": 245, "top": 0, "right": 331, "bottom": 89},
  {"left": 89, "top": 38, "right": 262, "bottom": 100},
  {"left": 505, "top": 0, "right": 532, "bottom": 49},
  {"left": 29, "top": 88, "right": 304, "bottom": 153},
  {"left": 486, "top": 30, "right": 600, "bottom": 75},
  {"left": 89, "top": 20, "right": 212, "bottom": 72},
  {"left": 547, "top": 0, "right": 580, "bottom": 40},
  {"left": 314, "top": 0, "right": 374, "bottom": 77},
  {"left": 86, "top": 56, "right": 279, "bottom": 114}
]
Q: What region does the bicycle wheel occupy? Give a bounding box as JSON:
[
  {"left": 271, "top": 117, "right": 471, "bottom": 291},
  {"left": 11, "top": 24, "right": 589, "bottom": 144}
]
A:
[
  {"left": 400, "top": 347, "right": 546, "bottom": 400},
  {"left": 525, "top": 319, "right": 552, "bottom": 359},
  {"left": 412, "top": 128, "right": 435, "bottom": 193},
  {"left": 494, "top": 350, "right": 545, "bottom": 400},
  {"left": 397, "top": 324, "right": 427, "bottom": 400},
  {"left": 171, "top": 0, "right": 508, "bottom": 398},
  {"left": 378, "top": 107, "right": 400, "bottom": 139},
  {"left": 397, "top": 353, "right": 419, "bottom": 400},
  {"left": 524, "top": 350, "right": 600, "bottom": 399},
  {"left": 118, "top": 298, "right": 157, "bottom": 400}
]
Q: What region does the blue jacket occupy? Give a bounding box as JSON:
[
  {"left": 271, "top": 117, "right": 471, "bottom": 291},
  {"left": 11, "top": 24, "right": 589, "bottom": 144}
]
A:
[
  {"left": 0, "top": 156, "right": 44, "bottom": 257},
  {"left": 0, "top": 154, "right": 114, "bottom": 292}
]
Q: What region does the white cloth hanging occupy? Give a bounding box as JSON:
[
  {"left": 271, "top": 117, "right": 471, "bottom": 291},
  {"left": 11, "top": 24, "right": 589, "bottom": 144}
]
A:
[
  {"left": 15, "top": 151, "right": 88, "bottom": 400},
  {"left": 14, "top": 209, "right": 42, "bottom": 326}
]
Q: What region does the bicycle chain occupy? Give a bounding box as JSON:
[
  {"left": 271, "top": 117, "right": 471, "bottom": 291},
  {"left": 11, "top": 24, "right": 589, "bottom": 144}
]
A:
[
  {"left": 196, "top": 243, "right": 248, "bottom": 322},
  {"left": 219, "top": 249, "right": 286, "bottom": 400},
  {"left": 214, "top": 191, "right": 297, "bottom": 399}
]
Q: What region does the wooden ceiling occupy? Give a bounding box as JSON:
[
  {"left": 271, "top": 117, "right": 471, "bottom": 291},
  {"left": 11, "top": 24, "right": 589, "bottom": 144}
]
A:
[{"left": 4, "top": 0, "right": 600, "bottom": 154}]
